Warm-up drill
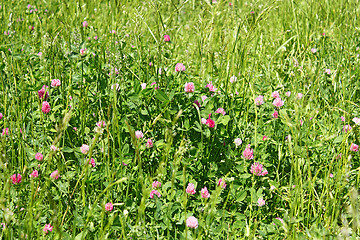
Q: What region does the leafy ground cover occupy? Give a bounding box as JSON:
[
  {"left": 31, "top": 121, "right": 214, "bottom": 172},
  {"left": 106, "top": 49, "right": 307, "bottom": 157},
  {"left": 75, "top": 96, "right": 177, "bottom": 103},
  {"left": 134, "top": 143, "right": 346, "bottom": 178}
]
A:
[{"left": 1, "top": 0, "right": 360, "bottom": 239}]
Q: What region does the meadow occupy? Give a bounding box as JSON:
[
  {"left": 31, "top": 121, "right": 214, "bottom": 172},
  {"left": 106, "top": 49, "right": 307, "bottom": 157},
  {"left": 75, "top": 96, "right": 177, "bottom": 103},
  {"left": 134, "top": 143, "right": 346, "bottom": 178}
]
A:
[{"left": 0, "top": 0, "right": 360, "bottom": 239}]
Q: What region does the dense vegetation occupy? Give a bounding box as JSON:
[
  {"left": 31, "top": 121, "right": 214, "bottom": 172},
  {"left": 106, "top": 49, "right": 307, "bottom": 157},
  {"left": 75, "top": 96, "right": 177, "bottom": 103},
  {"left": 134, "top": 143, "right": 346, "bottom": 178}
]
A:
[{"left": 1, "top": 0, "right": 360, "bottom": 239}]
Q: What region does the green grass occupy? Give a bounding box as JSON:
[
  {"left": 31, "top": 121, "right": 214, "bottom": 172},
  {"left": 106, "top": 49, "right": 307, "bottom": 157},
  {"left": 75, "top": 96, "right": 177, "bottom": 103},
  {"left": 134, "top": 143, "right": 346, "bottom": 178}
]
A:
[{"left": 0, "top": 0, "right": 360, "bottom": 239}]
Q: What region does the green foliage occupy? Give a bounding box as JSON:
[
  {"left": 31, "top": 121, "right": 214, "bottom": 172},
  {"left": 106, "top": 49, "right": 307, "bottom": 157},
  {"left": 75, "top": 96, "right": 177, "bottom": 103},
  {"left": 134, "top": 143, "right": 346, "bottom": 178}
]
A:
[{"left": 0, "top": 0, "right": 360, "bottom": 239}]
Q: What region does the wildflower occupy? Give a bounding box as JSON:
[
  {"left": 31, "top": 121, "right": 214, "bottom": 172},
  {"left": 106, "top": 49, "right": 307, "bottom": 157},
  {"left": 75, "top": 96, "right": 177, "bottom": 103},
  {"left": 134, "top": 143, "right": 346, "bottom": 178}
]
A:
[
  {"left": 135, "top": 131, "right": 144, "bottom": 139},
  {"left": 29, "top": 170, "right": 39, "bottom": 178},
  {"left": 206, "top": 82, "right": 217, "bottom": 92},
  {"left": 184, "top": 82, "right": 195, "bottom": 93},
  {"left": 206, "top": 114, "right": 215, "bottom": 128},
  {"left": 175, "top": 63, "right": 186, "bottom": 72},
  {"left": 296, "top": 93, "right": 303, "bottom": 99},
  {"left": 263, "top": 135, "right": 268, "bottom": 141},
  {"left": 273, "top": 98, "right": 284, "bottom": 108},
  {"left": 38, "top": 52, "right": 42, "bottom": 57},
  {"left": 11, "top": 174, "right": 22, "bottom": 184},
  {"left": 285, "top": 91, "right": 291, "bottom": 97},
  {"left": 214, "top": 108, "right": 225, "bottom": 116},
  {"left": 234, "top": 138, "right": 242, "bottom": 147},
  {"left": 146, "top": 138, "right": 153, "bottom": 148},
  {"left": 325, "top": 69, "right": 331, "bottom": 75},
  {"left": 217, "top": 178, "right": 226, "bottom": 189},
  {"left": 51, "top": 79, "right": 61, "bottom": 87},
  {"left": 0, "top": 113, "right": 2, "bottom": 120},
  {"left": 186, "top": 216, "right": 198, "bottom": 229},
  {"left": 257, "top": 198, "right": 265, "bottom": 207},
  {"left": 151, "top": 82, "right": 158, "bottom": 90},
  {"left": 105, "top": 202, "right": 113, "bottom": 212},
  {"left": 152, "top": 181, "right": 161, "bottom": 188},
  {"left": 201, "top": 118, "right": 207, "bottom": 124},
  {"left": 270, "top": 185, "right": 276, "bottom": 190},
  {"left": 201, "top": 187, "right": 210, "bottom": 199},
  {"left": 261, "top": 169, "right": 268, "bottom": 176},
  {"left": 42, "top": 101, "right": 51, "bottom": 114},
  {"left": 186, "top": 183, "right": 196, "bottom": 195},
  {"left": 353, "top": 117, "right": 360, "bottom": 125},
  {"left": 38, "top": 85, "right": 49, "bottom": 100},
  {"left": 343, "top": 125, "right": 352, "bottom": 133},
  {"left": 230, "top": 75, "right": 237, "bottom": 83},
  {"left": 149, "top": 62, "right": 152, "bottom": 66},
  {"left": 82, "top": 21, "right": 88, "bottom": 28},
  {"left": 50, "top": 170, "right": 60, "bottom": 180},
  {"left": 111, "top": 30, "right": 116, "bottom": 34},
  {"left": 89, "top": 158, "right": 96, "bottom": 167},
  {"left": 80, "top": 144, "right": 90, "bottom": 154},
  {"left": 201, "top": 95, "right": 208, "bottom": 102},
  {"left": 35, "top": 152, "right": 43, "bottom": 161},
  {"left": 255, "top": 95, "right": 264, "bottom": 106},
  {"left": 272, "top": 110, "right": 278, "bottom": 118},
  {"left": 150, "top": 189, "right": 161, "bottom": 198},
  {"left": 194, "top": 100, "right": 201, "bottom": 108},
  {"left": 2, "top": 128, "right": 9, "bottom": 136},
  {"left": 300, "top": 120, "right": 304, "bottom": 126},
  {"left": 242, "top": 144, "right": 254, "bottom": 160},
  {"left": 141, "top": 83, "right": 147, "bottom": 89},
  {"left": 80, "top": 48, "right": 87, "bottom": 55},
  {"left": 43, "top": 224, "right": 53, "bottom": 234},
  {"left": 50, "top": 145, "right": 58, "bottom": 151},
  {"left": 96, "top": 121, "right": 106, "bottom": 128},
  {"left": 250, "top": 162, "right": 263, "bottom": 176},
  {"left": 330, "top": 173, "right": 334, "bottom": 178},
  {"left": 350, "top": 143, "right": 359, "bottom": 152},
  {"left": 163, "top": 35, "right": 170, "bottom": 42},
  {"left": 341, "top": 116, "right": 345, "bottom": 121},
  {"left": 311, "top": 48, "right": 317, "bottom": 53},
  {"left": 94, "top": 36, "right": 98, "bottom": 40},
  {"left": 272, "top": 91, "right": 280, "bottom": 98}
]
